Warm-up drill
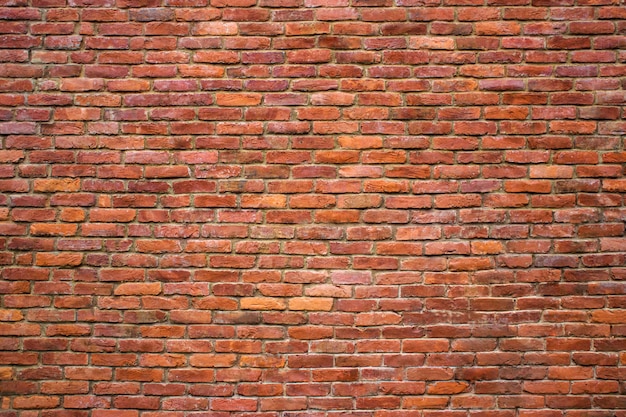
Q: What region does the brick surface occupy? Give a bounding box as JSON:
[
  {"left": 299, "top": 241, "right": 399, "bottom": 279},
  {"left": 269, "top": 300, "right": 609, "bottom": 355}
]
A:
[{"left": 0, "top": 0, "right": 626, "bottom": 415}]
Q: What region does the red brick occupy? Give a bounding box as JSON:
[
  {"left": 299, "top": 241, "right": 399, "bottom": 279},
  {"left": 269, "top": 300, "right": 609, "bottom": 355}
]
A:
[{"left": 0, "top": 2, "right": 624, "bottom": 415}]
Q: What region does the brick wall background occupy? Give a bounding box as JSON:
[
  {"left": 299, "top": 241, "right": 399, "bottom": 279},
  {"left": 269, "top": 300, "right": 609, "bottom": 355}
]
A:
[{"left": 1, "top": 0, "right": 626, "bottom": 416}]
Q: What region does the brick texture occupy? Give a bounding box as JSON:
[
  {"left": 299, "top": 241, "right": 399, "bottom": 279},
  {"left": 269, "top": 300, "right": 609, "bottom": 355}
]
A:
[{"left": 1, "top": 0, "right": 626, "bottom": 415}]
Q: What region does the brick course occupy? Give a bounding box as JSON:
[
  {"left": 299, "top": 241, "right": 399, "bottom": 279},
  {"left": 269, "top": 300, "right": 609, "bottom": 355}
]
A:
[{"left": 0, "top": 0, "right": 625, "bottom": 415}]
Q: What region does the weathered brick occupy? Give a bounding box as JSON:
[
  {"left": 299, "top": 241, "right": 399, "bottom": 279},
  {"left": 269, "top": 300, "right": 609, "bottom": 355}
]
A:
[{"left": 0, "top": 2, "right": 623, "bottom": 415}]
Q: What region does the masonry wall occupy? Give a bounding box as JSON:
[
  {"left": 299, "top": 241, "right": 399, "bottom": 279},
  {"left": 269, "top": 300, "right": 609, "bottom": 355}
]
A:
[{"left": 1, "top": 0, "right": 626, "bottom": 416}]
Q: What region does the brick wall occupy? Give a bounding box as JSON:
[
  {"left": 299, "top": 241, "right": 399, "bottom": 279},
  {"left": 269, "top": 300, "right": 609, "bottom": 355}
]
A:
[{"left": 1, "top": 0, "right": 626, "bottom": 415}]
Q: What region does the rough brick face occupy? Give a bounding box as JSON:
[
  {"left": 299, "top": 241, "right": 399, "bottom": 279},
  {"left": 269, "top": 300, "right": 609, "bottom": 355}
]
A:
[{"left": 1, "top": 0, "right": 626, "bottom": 415}]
